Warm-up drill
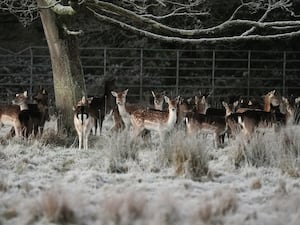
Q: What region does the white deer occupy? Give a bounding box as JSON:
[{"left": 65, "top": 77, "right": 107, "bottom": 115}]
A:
[
  {"left": 130, "top": 96, "right": 179, "bottom": 141},
  {"left": 73, "top": 96, "right": 95, "bottom": 150}
]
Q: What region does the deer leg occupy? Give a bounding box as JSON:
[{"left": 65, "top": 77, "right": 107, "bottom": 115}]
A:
[
  {"left": 83, "top": 133, "right": 88, "bottom": 150},
  {"left": 78, "top": 130, "right": 83, "bottom": 150},
  {"left": 94, "top": 119, "right": 98, "bottom": 136},
  {"left": 131, "top": 127, "right": 144, "bottom": 140}
]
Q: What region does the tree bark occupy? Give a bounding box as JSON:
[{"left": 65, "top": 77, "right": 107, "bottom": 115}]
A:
[{"left": 37, "top": 0, "right": 86, "bottom": 134}]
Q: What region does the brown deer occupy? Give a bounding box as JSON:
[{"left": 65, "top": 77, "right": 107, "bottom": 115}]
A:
[
  {"left": 0, "top": 103, "right": 22, "bottom": 138},
  {"left": 222, "top": 101, "right": 242, "bottom": 138},
  {"left": 236, "top": 96, "right": 293, "bottom": 138},
  {"left": 109, "top": 106, "right": 125, "bottom": 132},
  {"left": 185, "top": 111, "right": 227, "bottom": 148},
  {"left": 177, "top": 96, "right": 194, "bottom": 126},
  {"left": 235, "top": 90, "right": 277, "bottom": 113},
  {"left": 111, "top": 89, "right": 144, "bottom": 130},
  {"left": 88, "top": 77, "right": 116, "bottom": 135},
  {"left": 73, "top": 96, "right": 95, "bottom": 150},
  {"left": 130, "top": 96, "right": 179, "bottom": 141},
  {"left": 8, "top": 88, "right": 50, "bottom": 138},
  {"left": 194, "top": 95, "right": 209, "bottom": 114},
  {"left": 12, "top": 91, "right": 33, "bottom": 138},
  {"left": 151, "top": 90, "right": 165, "bottom": 110},
  {"left": 30, "top": 88, "right": 50, "bottom": 136}
]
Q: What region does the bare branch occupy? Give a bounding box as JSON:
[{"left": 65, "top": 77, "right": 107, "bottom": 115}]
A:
[
  {"left": 37, "top": 0, "right": 76, "bottom": 16},
  {"left": 62, "top": 24, "right": 84, "bottom": 35},
  {"left": 87, "top": 6, "right": 300, "bottom": 44}
]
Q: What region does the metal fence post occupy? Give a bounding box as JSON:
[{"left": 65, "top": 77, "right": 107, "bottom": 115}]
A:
[
  {"left": 103, "top": 47, "right": 107, "bottom": 77},
  {"left": 140, "top": 48, "right": 143, "bottom": 102},
  {"left": 176, "top": 50, "right": 179, "bottom": 95},
  {"left": 212, "top": 50, "right": 215, "bottom": 104},
  {"left": 29, "top": 46, "right": 33, "bottom": 99},
  {"left": 283, "top": 51, "right": 286, "bottom": 96},
  {"left": 247, "top": 50, "right": 251, "bottom": 99}
]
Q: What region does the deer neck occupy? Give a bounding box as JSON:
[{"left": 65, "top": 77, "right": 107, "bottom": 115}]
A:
[
  {"left": 263, "top": 96, "right": 272, "bottom": 112},
  {"left": 154, "top": 103, "right": 163, "bottom": 111},
  {"left": 19, "top": 102, "right": 29, "bottom": 111},
  {"left": 285, "top": 107, "right": 294, "bottom": 125},
  {"left": 167, "top": 108, "right": 177, "bottom": 127}
]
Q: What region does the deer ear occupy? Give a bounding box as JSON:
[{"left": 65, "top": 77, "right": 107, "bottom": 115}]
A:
[
  {"left": 164, "top": 96, "right": 170, "bottom": 103},
  {"left": 42, "top": 89, "right": 47, "bottom": 95},
  {"left": 187, "top": 98, "right": 193, "bottom": 104},
  {"left": 233, "top": 100, "right": 239, "bottom": 108},
  {"left": 24, "top": 91, "right": 28, "bottom": 97},
  {"left": 123, "top": 89, "right": 129, "bottom": 95},
  {"left": 111, "top": 91, "right": 117, "bottom": 97},
  {"left": 87, "top": 97, "right": 93, "bottom": 104},
  {"left": 151, "top": 91, "right": 155, "bottom": 98},
  {"left": 222, "top": 101, "right": 227, "bottom": 108}
]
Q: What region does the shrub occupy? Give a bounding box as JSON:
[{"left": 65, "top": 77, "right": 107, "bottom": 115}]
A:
[
  {"left": 231, "top": 126, "right": 300, "bottom": 176},
  {"left": 163, "top": 130, "right": 209, "bottom": 180}
]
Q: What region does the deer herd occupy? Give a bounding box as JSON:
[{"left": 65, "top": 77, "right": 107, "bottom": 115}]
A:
[{"left": 0, "top": 86, "right": 298, "bottom": 150}]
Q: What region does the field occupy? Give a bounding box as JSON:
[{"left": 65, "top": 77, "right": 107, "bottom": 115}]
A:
[{"left": 1, "top": 117, "right": 300, "bottom": 225}]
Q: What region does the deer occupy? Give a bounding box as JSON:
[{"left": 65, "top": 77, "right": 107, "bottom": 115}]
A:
[
  {"left": 8, "top": 88, "right": 50, "bottom": 138},
  {"left": 0, "top": 100, "right": 23, "bottom": 138},
  {"left": 176, "top": 96, "right": 194, "bottom": 126},
  {"left": 235, "top": 90, "right": 278, "bottom": 113},
  {"left": 194, "top": 95, "right": 209, "bottom": 114},
  {"left": 193, "top": 93, "right": 228, "bottom": 144},
  {"left": 107, "top": 105, "right": 126, "bottom": 132},
  {"left": 151, "top": 90, "right": 165, "bottom": 110},
  {"left": 235, "top": 96, "right": 293, "bottom": 139},
  {"left": 222, "top": 101, "right": 242, "bottom": 139},
  {"left": 73, "top": 96, "right": 95, "bottom": 150},
  {"left": 111, "top": 89, "right": 144, "bottom": 130},
  {"left": 12, "top": 91, "right": 33, "bottom": 138},
  {"left": 130, "top": 96, "right": 179, "bottom": 141},
  {"left": 87, "top": 77, "right": 116, "bottom": 135},
  {"left": 185, "top": 110, "right": 227, "bottom": 148},
  {"left": 30, "top": 88, "right": 50, "bottom": 136}
]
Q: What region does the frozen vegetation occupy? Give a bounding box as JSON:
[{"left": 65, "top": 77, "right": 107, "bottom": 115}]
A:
[{"left": 1, "top": 117, "right": 300, "bottom": 225}]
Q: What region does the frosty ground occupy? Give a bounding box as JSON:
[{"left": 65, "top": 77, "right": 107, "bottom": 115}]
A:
[{"left": 1, "top": 118, "right": 300, "bottom": 225}]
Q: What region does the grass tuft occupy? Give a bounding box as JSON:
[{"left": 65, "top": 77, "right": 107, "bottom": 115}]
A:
[
  {"left": 163, "top": 130, "right": 209, "bottom": 179},
  {"left": 231, "top": 127, "right": 300, "bottom": 176}
]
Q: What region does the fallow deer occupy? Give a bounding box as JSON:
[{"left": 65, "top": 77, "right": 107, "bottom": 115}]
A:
[
  {"left": 194, "top": 95, "right": 209, "bottom": 114},
  {"left": 8, "top": 88, "right": 50, "bottom": 138},
  {"left": 151, "top": 90, "right": 165, "bottom": 111},
  {"left": 12, "top": 91, "right": 33, "bottom": 138},
  {"left": 177, "top": 97, "right": 194, "bottom": 126},
  {"left": 222, "top": 101, "right": 242, "bottom": 138},
  {"left": 185, "top": 111, "right": 227, "bottom": 148},
  {"left": 0, "top": 102, "right": 22, "bottom": 138},
  {"left": 88, "top": 77, "right": 116, "bottom": 135},
  {"left": 236, "top": 96, "right": 293, "bottom": 138},
  {"left": 235, "top": 90, "right": 277, "bottom": 113},
  {"left": 193, "top": 93, "right": 227, "bottom": 144},
  {"left": 109, "top": 106, "right": 125, "bottom": 132},
  {"left": 111, "top": 89, "right": 144, "bottom": 129},
  {"left": 30, "top": 88, "right": 50, "bottom": 136},
  {"left": 73, "top": 96, "right": 95, "bottom": 150},
  {"left": 130, "top": 96, "right": 179, "bottom": 141}
]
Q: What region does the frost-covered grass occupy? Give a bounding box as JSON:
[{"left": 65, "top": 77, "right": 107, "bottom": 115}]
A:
[{"left": 1, "top": 118, "right": 300, "bottom": 225}]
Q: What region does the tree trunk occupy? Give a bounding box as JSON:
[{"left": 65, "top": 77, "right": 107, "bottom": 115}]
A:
[{"left": 37, "top": 0, "right": 86, "bottom": 133}]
